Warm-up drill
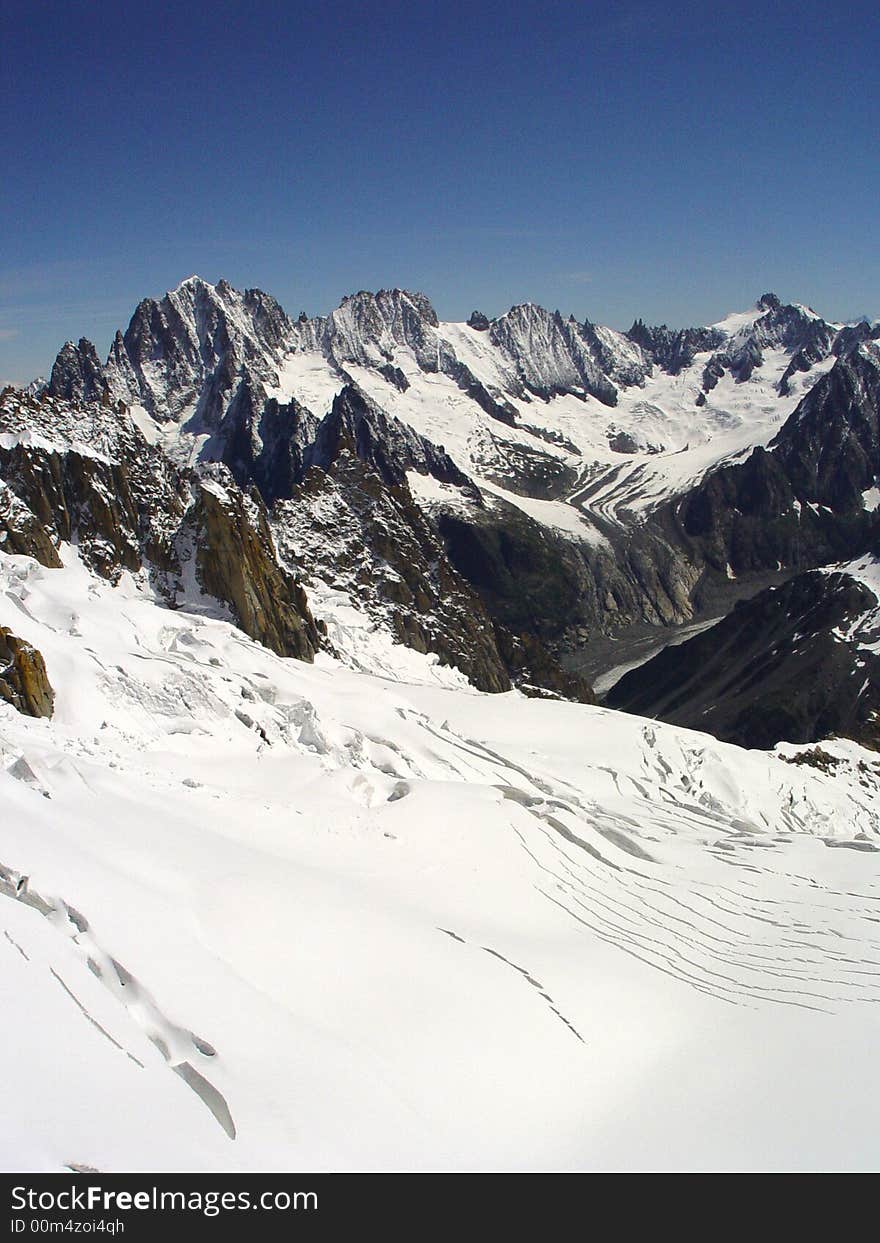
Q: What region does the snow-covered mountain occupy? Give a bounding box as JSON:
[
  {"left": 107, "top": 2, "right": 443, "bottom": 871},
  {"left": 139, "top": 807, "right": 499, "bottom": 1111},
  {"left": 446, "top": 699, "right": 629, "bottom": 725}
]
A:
[
  {"left": 48, "top": 278, "right": 866, "bottom": 528},
  {"left": 3, "top": 274, "right": 880, "bottom": 1171},
  {"left": 22, "top": 276, "right": 880, "bottom": 726}
]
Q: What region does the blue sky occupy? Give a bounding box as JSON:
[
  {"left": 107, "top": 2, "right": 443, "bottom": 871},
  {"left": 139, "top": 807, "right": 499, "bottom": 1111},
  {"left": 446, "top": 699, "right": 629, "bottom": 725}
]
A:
[{"left": 2, "top": 0, "right": 878, "bottom": 383}]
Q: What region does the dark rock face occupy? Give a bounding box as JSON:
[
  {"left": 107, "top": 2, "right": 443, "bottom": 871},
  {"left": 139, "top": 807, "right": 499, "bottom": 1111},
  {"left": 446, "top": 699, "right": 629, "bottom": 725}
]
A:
[
  {"left": 437, "top": 505, "right": 589, "bottom": 640},
  {"left": 377, "top": 363, "right": 410, "bottom": 392},
  {"left": 0, "top": 627, "right": 54, "bottom": 718},
  {"left": 626, "top": 320, "right": 725, "bottom": 375},
  {"left": 274, "top": 450, "right": 513, "bottom": 694},
  {"left": 670, "top": 345, "right": 880, "bottom": 579},
  {"left": 474, "top": 431, "right": 579, "bottom": 499},
  {"left": 0, "top": 389, "right": 319, "bottom": 664},
  {"left": 0, "top": 394, "right": 187, "bottom": 580},
  {"left": 437, "top": 496, "right": 699, "bottom": 651},
  {"left": 492, "top": 626, "right": 594, "bottom": 702},
  {"left": 467, "top": 311, "right": 490, "bottom": 331},
  {"left": 186, "top": 471, "right": 319, "bottom": 662},
  {"left": 778, "top": 318, "right": 847, "bottom": 394},
  {"left": 833, "top": 320, "right": 880, "bottom": 358},
  {"left": 0, "top": 482, "right": 62, "bottom": 566},
  {"left": 48, "top": 339, "right": 109, "bottom": 405},
  {"left": 304, "top": 385, "right": 475, "bottom": 492},
  {"left": 218, "top": 377, "right": 319, "bottom": 506},
  {"left": 772, "top": 344, "right": 880, "bottom": 508},
  {"left": 607, "top": 431, "right": 641, "bottom": 455},
  {"left": 607, "top": 569, "right": 880, "bottom": 751},
  {"left": 757, "top": 292, "right": 782, "bottom": 311}
]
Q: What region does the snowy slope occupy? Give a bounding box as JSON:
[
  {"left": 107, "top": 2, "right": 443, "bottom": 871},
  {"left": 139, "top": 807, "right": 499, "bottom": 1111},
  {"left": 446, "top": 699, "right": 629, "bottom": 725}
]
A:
[
  {"left": 2, "top": 544, "right": 880, "bottom": 1172},
  {"left": 268, "top": 305, "right": 841, "bottom": 530}
]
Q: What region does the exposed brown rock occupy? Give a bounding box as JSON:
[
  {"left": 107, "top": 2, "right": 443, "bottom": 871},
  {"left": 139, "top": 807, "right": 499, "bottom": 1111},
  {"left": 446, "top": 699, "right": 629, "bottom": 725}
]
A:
[
  {"left": 0, "top": 627, "right": 54, "bottom": 718},
  {"left": 189, "top": 475, "right": 320, "bottom": 661},
  {"left": 0, "top": 484, "right": 62, "bottom": 567},
  {"left": 0, "top": 390, "right": 319, "bottom": 665}
]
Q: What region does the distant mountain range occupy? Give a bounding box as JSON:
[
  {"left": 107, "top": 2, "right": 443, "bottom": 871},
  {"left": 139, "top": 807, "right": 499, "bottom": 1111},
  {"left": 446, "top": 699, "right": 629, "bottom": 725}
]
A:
[{"left": 4, "top": 276, "right": 880, "bottom": 749}]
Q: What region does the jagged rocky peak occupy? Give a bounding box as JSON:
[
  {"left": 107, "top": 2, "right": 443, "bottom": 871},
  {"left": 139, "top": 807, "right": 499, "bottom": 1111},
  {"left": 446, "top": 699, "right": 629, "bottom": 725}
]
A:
[
  {"left": 750, "top": 296, "right": 830, "bottom": 351},
  {"left": 48, "top": 338, "right": 109, "bottom": 404},
  {"left": 488, "top": 302, "right": 622, "bottom": 405},
  {"left": 701, "top": 293, "right": 837, "bottom": 393},
  {"left": 101, "top": 275, "right": 297, "bottom": 423},
  {"left": 626, "top": 319, "right": 726, "bottom": 375},
  {"left": 467, "top": 311, "right": 490, "bottom": 331},
  {"left": 312, "top": 288, "right": 441, "bottom": 370},
  {"left": 627, "top": 291, "right": 831, "bottom": 389},
  {"left": 757, "top": 292, "right": 782, "bottom": 311}
]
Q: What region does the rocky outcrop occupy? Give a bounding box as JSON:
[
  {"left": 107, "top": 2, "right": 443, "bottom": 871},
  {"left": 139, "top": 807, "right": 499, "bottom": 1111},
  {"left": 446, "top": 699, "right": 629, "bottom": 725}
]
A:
[
  {"left": 607, "top": 568, "right": 880, "bottom": 751},
  {"left": 274, "top": 450, "right": 512, "bottom": 693},
  {"left": 0, "top": 389, "right": 319, "bottom": 664},
  {"left": 0, "top": 627, "right": 54, "bottom": 717},
  {"left": 47, "top": 339, "right": 109, "bottom": 405},
  {"left": 0, "top": 482, "right": 62, "bottom": 566},
  {"left": 218, "top": 376, "right": 319, "bottom": 506},
  {"left": 492, "top": 626, "right": 594, "bottom": 702},
  {"left": 668, "top": 344, "right": 880, "bottom": 580},
  {"left": 626, "top": 320, "right": 725, "bottom": 375},
  {"left": 488, "top": 304, "right": 622, "bottom": 405},
  {"left": 186, "top": 470, "right": 320, "bottom": 662},
  {"left": 377, "top": 363, "right": 410, "bottom": 392},
  {"left": 0, "top": 392, "right": 188, "bottom": 581},
  {"left": 304, "top": 385, "right": 476, "bottom": 492},
  {"left": 437, "top": 351, "right": 520, "bottom": 428}
]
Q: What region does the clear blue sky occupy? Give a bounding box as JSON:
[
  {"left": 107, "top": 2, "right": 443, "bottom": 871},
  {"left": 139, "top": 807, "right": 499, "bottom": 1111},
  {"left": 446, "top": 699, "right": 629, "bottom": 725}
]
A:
[{"left": 2, "top": 0, "right": 878, "bottom": 383}]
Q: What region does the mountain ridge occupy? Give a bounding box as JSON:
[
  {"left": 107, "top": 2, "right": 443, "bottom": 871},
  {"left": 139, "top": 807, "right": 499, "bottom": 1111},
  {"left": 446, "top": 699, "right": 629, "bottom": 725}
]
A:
[{"left": 9, "top": 274, "right": 880, "bottom": 743}]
